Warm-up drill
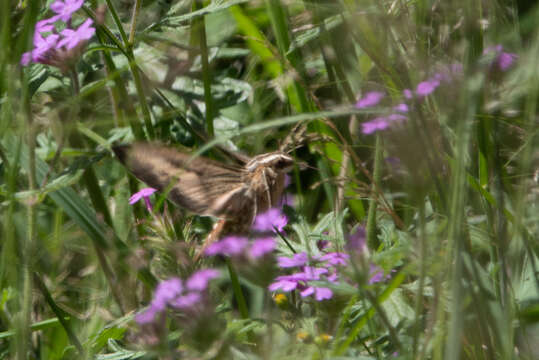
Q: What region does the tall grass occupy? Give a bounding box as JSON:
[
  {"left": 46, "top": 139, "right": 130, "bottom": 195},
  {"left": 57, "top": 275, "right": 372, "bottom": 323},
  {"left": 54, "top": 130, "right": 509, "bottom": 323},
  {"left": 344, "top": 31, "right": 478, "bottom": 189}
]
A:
[{"left": 0, "top": 0, "right": 538, "bottom": 359}]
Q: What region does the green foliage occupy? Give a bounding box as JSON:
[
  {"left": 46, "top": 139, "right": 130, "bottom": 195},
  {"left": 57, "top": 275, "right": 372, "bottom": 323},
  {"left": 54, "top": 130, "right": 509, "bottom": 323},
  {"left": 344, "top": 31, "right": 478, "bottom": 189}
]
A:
[{"left": 1, "top": 0, "right": 538, "bottom": 359}]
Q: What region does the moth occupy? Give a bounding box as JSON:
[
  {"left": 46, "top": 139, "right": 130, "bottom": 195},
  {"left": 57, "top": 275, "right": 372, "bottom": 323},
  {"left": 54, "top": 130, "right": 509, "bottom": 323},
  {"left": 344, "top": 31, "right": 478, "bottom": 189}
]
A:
[{"left": 113, "top": 142, "right": 297, "bottom": 258}]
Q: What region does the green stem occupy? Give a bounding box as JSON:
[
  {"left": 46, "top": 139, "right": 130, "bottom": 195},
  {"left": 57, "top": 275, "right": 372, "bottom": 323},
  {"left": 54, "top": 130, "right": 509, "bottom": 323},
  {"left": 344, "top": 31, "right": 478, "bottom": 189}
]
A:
[
  {"left": 193, "top": 0, "right": 215, "bottom": 137},
  {"left": 104, "top": 0, "right": 154, "bottom": 139},
  {"left": 366, "top": 135, "right": 382, "bottom": 250},
  {"left": 19, "top": 68, "right": 37, "bottom": 360},
  {"left": 34, "top": 274, "right": 84, "bottom": 355},
  {"left": 226, "top": 259, "right": 249, "bottom": 319},
  {"left": 128, "top": 0, "right": 142, "bottom": 44}
]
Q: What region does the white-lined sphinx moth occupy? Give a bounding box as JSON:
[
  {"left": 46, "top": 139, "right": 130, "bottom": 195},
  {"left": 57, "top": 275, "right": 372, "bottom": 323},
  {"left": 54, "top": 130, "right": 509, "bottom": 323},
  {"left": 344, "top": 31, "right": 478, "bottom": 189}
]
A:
[{"left": 113, "top": 143, "right": 296, "bottom": 258}]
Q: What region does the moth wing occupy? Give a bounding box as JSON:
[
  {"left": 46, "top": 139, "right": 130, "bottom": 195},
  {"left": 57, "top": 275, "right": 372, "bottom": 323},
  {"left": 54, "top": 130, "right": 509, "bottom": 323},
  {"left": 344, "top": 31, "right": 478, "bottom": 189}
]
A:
[{"left": 113, "top": 143, "right": 247, "bottom": 217}]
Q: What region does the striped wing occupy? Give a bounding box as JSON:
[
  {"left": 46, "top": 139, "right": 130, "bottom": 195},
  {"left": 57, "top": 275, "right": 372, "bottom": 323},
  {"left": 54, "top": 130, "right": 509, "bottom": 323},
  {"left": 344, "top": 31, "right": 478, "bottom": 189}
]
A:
[{"left": 113, "top": 143, "right": 252, "bottom": 218}]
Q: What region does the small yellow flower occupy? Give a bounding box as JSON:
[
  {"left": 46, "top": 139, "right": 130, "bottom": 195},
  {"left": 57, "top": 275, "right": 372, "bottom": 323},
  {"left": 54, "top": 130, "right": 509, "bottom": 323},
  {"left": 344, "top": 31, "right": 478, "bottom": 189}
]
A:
[
  {"left": 273, "top": 293, "right": 288, "bottom": 309},
  {"left": 296, "top": 330, "right": 313, "bottom": 343},
  {"left": 315, "top": 333, "right": 333, "bottom": 346}
]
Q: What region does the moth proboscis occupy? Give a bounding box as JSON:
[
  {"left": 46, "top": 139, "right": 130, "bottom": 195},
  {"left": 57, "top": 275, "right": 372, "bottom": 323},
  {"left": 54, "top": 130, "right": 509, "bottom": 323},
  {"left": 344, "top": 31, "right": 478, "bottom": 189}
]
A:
[{"left": 113, "top": 142, "right": 298, "bottom": 259}]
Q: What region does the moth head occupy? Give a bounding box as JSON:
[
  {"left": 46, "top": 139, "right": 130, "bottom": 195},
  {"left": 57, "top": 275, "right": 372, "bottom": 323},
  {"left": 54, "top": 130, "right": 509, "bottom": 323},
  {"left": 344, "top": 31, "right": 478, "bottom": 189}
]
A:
[{"left": 246, "top": 152, "right": 295, "bottom": 173}]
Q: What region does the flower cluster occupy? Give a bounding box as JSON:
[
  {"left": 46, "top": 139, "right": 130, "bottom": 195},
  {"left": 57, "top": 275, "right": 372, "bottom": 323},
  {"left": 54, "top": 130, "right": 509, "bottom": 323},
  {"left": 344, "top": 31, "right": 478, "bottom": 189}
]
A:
[
  {"left": 268, "top": 251, "right": 347, "bottom": 301},
  {"left": 483, "top": 44, "right": 517, "bottom": 72},
  {"left": 268, "top": 226, "right": 392, "bottom": 301},
  {"left": 205, "top": 208, "right": 288, "bottom": 260},
  {"left": 356, "top": 63, "right": 462, "bottom": 135},
  {"left": 357, "top": 45, "right": 517, "bottom": 135},
  {"left": 21, "top": 0, "right": 95, "bottom": 69},
  {"left": 135, "top": 269, "right": 220, "bottom": 324}
]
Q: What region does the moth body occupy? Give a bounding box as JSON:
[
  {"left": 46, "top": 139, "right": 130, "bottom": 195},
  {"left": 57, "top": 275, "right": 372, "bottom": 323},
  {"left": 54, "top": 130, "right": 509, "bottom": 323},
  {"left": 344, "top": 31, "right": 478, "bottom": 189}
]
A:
[{"left": 113, "top": 143, "right": 296, "bottom": 259}]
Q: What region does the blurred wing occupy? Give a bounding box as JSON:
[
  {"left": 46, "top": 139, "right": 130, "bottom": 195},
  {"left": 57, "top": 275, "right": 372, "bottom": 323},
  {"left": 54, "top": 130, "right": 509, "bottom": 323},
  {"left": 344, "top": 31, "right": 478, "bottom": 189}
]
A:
[{"left": 113, "top": 143, "right": 252, "bottom": 218}]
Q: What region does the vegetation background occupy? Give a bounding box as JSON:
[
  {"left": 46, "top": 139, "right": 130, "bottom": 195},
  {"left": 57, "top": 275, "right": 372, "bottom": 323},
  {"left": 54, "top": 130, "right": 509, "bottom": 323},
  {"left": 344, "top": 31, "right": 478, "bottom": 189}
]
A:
[{"left": 0, "top": 0, "right": 538, "bottom": 359}]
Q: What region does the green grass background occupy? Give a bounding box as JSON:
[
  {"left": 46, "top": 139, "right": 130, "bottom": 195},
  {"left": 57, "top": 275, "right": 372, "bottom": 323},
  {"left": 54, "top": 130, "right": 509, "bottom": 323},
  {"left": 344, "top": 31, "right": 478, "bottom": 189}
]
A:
[{"left": 0, "top": 0, "right": 538, "bottom": 359}]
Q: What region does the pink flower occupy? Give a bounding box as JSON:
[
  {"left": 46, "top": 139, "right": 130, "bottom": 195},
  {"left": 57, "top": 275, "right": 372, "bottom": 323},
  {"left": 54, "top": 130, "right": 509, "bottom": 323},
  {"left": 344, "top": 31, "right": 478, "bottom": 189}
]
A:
[
  {"left": 356, "top": 91, "right": 385, "bottom": 109},
  {"left": 484, "top": 45, "right": 517, "bottom": 71},
  {"left": 403, "top": 89, "right": 413, "bottom": 99},
  {"left": 277, "top": 252, "right": 308, "bottom": 268},
  {"left": 300, "top": 286, "right": 333, "bottom": 301},
  {"left": 50, "top": 0, "right": 84, "bottom": 22},
  {"left": 205, "top": 236, "right": 248, "bottom": 256},
  {"left": 57, "top": 18, "right": 96, "bottom": 50},
  {"left": 416, "top": 79, "right": 440, "bottom": 97},
  {"left": 361, "top": 113, "right": 407, "bottom": 135},
  {"left": 252, "top": 208, "right": 288, "bottom": 233},
  {"left": 319, "top": 252, "right": 349, "bottom": 266},
  {"left": 135, "top": 270, "right": 219, "bottom": 325},
  {"left": 368, "top": 264, "right": 391, "bottom": 284},
  {"left": 129, "top": 187, "right": 157, "bottom": 212},
  {"left": 171, "top": 292, "right": 202, "bottom": 309},
  {"left": 268, "top": 266, "right": 334, "bottom": 301},
  {"left": 186, "top": 269, "right": 220, "bottom": 291},
  {"left": 347, "top": 226, "right": 366, "bottom": 253},
  {"left": 248, "top": 237, "right": 276, "bottom": 258},
  {"left": 393, "top": 103, "right": 409, "bottom": 113}
]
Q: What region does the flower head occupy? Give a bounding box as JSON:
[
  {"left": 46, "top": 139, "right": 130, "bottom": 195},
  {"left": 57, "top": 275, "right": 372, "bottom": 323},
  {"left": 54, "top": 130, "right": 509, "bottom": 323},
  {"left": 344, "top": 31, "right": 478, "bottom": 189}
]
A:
[
  {"left": 135, "top": 270, "right": 219, "bottom": 325},
  {"left": 416, "top": 79, "right": 440, "bottom": 97},
  {"left": 347, "top": 226, "right": 366, "bottom": 253},
  {"left": 356, "top": 91, "right": 385, "bottom": 109},
  {"left": 483, "top": 45, "right": 517, "bottom": 71},
  {"left": 393, "top": 103, "right": 409, "bottom": 113},
  {"left": 129, "top": 187, "right": 157, "bottom": 212},
  {"left": 252, "top": 208, "right": 288, "bottom": 233},
  {"left": 277, "top": 252, "right": 308, "bottom": 268},
  {"left": 361, "top": 114, "right": 406, "bottom": 135},
  {"left": 319, "top": 252, "right": 349, "bottom": 266},
  {"left": 57, "top": 18, "right": 96, "bottom": 50},
  {"left": 50, "top": 0, "right": 84, "bottom": 22},
  {"left": 186, "top": 269, "right": 220, "bottom": 291},
  {"left": 248, "top": 237, "right": 276, "bottom": 259},
  {"left": 205, "top": 236, "right": 248, "bottom": 257}
]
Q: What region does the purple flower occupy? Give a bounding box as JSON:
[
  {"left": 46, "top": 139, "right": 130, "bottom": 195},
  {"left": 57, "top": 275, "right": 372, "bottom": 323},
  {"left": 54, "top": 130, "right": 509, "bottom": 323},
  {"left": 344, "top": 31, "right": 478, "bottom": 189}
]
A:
[
  {"left": 277, "top": 252, "right": 308, "bottom": 268},
  {"left": 361, "top": 114, "right": 406, "bottom": 135},
  {"left": 300, "top": 286, "right": 333, "bottom": 301},
  {"left": 355, "top": 91, "right": 385, "bottom": 109},
  {"left": 415, "top": 79, "right": 440, "bottom": 97},
  {"left": 171, "top": 292, "right": 201, "bottom": 309},
  {"left": 248, "top": 237, "right": 276, "bottom": 258},
  {"left": 151, "top": 278, "right": 183, "bottom": 311},
  {"left": 362, "top": 117, "right": 390, "bottom": 134},
  {"left": 135, "top": 307, "right": 159, "bottom": 324},
  {"left": 50, "top": 0, "right": 84, "bottom": 22},
  {"left": 316, "top": 239, "right": 329, "bottom": 251},
  {"left": 320, "top": 252, "right": 349, "bottom": 266},
  {"left": 135, "top": 270, "right": 219, "bottom": 325},
  {"left": 403, "top": 89, "right": 413, "bottom": 99},
  {"left": 368, "top": 264, "right": 391, "bottom": 284},
  {"left": 205, "top": 236, "right": 248, "bottom": 256},
  {"left": 252, "top": 208, "right": 288, "bottom": 233},
  {"left": 186, "top": 269, "right": 220, "bottom": 291},
  {"left": 57, "top": 18, "right": 95, "bottom": 50},
  {"left": 269, "top": 267, "right": 333, "bottom": 301},
  {"left": 129, "top": 187, "right": 157, "bottom": 212},
  {"left": 484, "top": 45, "right": 517, "bottom": 71},
  {"left": 496, "top": 52, "right": 517, "bottom": 71},
  {"left": 347, "top": 227, "right": 366, "bottom": 253},
  {"left": 268, "top": 277, "right": 300, "bottom": 292},
  {"left": 393, "top": 103, "right": 409, "bottom": 113},
  {"left": 302, "top": 266, "right": 328, "bottom": 279},
  {"left": 27, "top": 33, "right": 60, "bottom": 64},
  {"left": 35, "top": 17, "right": 59, "bottom": 35}
]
